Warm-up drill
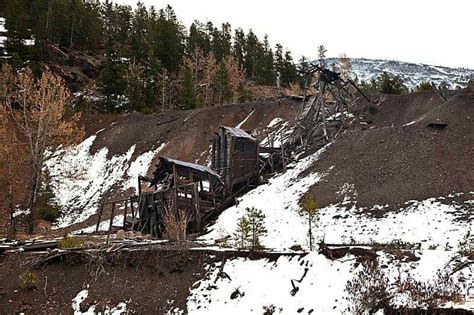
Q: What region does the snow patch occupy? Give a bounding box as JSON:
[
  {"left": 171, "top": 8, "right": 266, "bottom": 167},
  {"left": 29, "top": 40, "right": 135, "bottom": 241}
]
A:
[
  {"left": 235, "top": 109, "right": 255, "bottom": 128},
  {"left": 46, "top": 135, "right": 135, "bottom": 228},
  {"left": 188, "top": 250, "right": 473, "bottom": 314},
  {"left": 201, "top": 145, "right": 331, "bottom": 250},
  {"left": 123, "top": 143, "right": 167, "bottom": 191},
  {"left": 72, "top": 288, "right": 129, "bottom": 314}
]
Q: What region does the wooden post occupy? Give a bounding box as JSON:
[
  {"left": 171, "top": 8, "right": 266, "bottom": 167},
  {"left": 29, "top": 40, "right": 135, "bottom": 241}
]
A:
[
  {"left": 193, "top": 182, "right": 201, "bottom": 232},
  {"left": 123, "top": 200, "right": 128, "bottom": 230},
  {"left": 281, "top": 139, "right": 287, "bottom": 172},
  {"left": 172, "top": 164, "right": 178, "bottom": 213},
  {"left": 96, "top": 204, "right": 104, "bottom": 232},
  {"left": 109, "top": 202, "right": 116, "bottom": 232},
  {"left": 319, "top": 81, "right": 329, "bottom": 141},
  {"left": 130, "top": 199, "right": 136, "bottom": 231},
  {"left": 209, "top": 174, "right": 216, "bottom": 206}
]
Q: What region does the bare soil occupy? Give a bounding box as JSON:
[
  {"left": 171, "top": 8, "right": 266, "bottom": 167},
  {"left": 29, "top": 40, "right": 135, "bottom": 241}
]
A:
[
  {"left": 0, "top": 248, "right": 301, "bottom": 314},
  {"left": 307, "top": 89, "right": 474, "bottom": 209}
]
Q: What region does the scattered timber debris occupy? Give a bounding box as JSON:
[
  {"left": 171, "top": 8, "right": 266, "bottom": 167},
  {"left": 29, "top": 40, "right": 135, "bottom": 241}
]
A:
[{"left": 289, "top": 63, "right": 373, "bottom": 153}]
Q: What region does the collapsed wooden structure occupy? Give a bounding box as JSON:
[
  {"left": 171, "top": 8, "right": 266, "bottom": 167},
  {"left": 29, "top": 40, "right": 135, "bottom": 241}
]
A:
[
  {"left": 289, "top": 63, "right": 372, "bottom": 152},
  {"left": 100, "top": 126, "right": 273, "bottom": 237}
]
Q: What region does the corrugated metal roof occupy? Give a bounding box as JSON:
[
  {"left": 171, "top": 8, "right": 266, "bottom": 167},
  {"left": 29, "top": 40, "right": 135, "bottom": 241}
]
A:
[
  {"left": 222, "top": 126, "right": 255, "bottom": 139},
  {"left": 161, "top": 157, "right": 221, "bottom": 178}
]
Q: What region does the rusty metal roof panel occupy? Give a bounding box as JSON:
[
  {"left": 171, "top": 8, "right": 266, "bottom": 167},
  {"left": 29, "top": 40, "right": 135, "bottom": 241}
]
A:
[
  {"left": 161, "top": 157, "right": 221, "bottom": 178},
  {"left": 222, "top": 126, "right": 255, "bottom": 139}
]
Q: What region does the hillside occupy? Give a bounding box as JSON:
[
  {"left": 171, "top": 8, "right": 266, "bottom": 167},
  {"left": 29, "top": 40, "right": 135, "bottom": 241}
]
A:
[{"left": 1, "top": 83, "right": 472, "bottom": 313}]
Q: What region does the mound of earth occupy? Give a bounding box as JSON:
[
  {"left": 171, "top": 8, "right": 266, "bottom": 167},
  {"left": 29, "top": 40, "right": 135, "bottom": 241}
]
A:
[{"left": 307, "top": 88, "right": 474, "bottom": 208}]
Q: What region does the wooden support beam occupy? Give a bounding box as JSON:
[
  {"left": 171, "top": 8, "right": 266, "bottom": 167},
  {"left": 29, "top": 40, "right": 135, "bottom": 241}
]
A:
[
  {"left": 123, "top": 200, "right": 128, "bottom": 230},
  {"left": 130, "top": 197, "right": 136, "bottom": 231},
  {"left": 173, "top": 164, "right": 178, "bottom": 212},
  {"left": 96, "top": 204, "right": 104, "bottom": 232},
  {"left": 193, "top": 182, "right": 201, "bottom": 232},
  {"left": 109, "top": 202, "right": 116, "bottom": 232}
]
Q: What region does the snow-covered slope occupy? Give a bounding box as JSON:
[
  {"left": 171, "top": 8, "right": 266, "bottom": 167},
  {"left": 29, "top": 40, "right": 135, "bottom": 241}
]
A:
[
  {"left": 187, "top": 251, "right": 473, "bottom": 314},
  {"left": 326, "top": 57, "right": 474, "bottom": 89}
]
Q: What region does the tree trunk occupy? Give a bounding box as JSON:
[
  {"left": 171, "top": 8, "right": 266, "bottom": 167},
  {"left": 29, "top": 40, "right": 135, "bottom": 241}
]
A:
[
  {"left": 27, "top": 167, "right": 41, "bottom": 234},
  {"left": 7, "top": 152, "right": 15, "bottom": 234}
]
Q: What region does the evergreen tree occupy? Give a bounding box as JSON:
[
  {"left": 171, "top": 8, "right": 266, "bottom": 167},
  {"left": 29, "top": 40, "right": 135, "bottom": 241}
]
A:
[
  {"left": 318, "top": 44, "right": 327, "bottom": 67},
  {"left": 274, "top": 43, "right": 284, "bottom": 86},
  {"left": 297, "top": 56, "right": 311, "bottom": 89},
  {"left": 234, "top": 207, "right": 267, "bottom": 250},
  {"left": 212, "top": 23, "right": 232, "bottom": 62},
  {"left": 4, "top": 0, "right": 30, "bottom": 59},
  {"left": 177, "top": 66, "right": 197, "bottom": 110},
  {"left": 244, "top": 29, "right": 259, "bottom": 80},
  {"left": 414, "top": 81, "right": 433, "bottom": 92},
  {"left": 233, "top": 28, "right": 246, "bottom": 68},
  {"left": 151, "top": 5, "right": 184, "bottom": 73},
  {"left": 97, "top": 49, "right": 127, "bottom": 112},
  {"left": 187, "top": 21, "right": 211, "bottom": 55},
  {"left": 130, "top": 2, "right": 151, "bottom": 62},
  {"left": 246, "top": 207, "right": 267, "bottom": 250},
  {"left": 214, "top": 61, "right": 232, "bottom": 105},
  {"left": 234, "top": 216, "right": 250, "bottom": 249},
  {"left": 282, "top": 51, "right": 298, "bottom": 87},
  {"left": 372, "top": 72, "right": 408, "bottom": 94}
]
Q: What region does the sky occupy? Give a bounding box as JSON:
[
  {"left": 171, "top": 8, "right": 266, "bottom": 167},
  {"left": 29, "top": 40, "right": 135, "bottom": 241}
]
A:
[{"left": 115, "top": 0, "right": 474, "bottom": 69}]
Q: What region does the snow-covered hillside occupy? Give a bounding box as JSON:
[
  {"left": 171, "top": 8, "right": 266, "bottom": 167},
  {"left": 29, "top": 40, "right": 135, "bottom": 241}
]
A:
[
  {"left": 326, "top": 57, "right": 474, "bottom": 89},
  {"left": 37, "top": 90, "right": 473, "bottom": 313}
]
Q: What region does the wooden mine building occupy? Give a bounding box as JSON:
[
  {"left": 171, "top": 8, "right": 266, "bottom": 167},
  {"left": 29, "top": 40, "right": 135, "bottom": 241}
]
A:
[{"left": 99, "top": 125, "right": 287, "bottom": 237}]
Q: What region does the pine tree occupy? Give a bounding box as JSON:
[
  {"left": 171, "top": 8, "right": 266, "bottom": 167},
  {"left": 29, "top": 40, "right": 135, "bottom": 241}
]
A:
[
  {"left": 130, "top": 2, "right": 151, "bottom": 63},
  {"left": 282, "top": 51, "right": 298, "bottom": 87},
  {"left": 125, "top": 61, "right": 147, "bottom": 112},
  {"left": 4, "top": 0, "right": 30, "bottom": 59},
  {"left": 97, "top": 49, "right": 127, "bottom": 112},
  {"left": 244, "top": 29, "right": 259, "bottom": 80},
  {"left": 151, "top": 5, "right": 184, "bottom": 73},
  {"left": 246, "top": 207, "right": 267, "bottom": 250},
  {"left": 233, "top": 28, "right": 246, "bottom": 68},
  {"left": 214, "top": 61, "right": 232, "bottom": 105},
  {"left": 234, "top": 216, "right": 250, "bottom": 249},
  {"left": 187, "top": 21, "right": 211, "bottom": 55},
  {"left": 318, "top": 44, "right": 327, "bottom": 68},
  {"left": 177, "top": 66, "right": 197, "bottom": 110},
  {"left": 298, "top": 56, "right": 311, "bottom": 89}
]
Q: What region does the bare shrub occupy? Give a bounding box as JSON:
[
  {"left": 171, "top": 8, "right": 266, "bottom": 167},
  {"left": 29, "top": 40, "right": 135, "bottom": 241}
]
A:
[
  {"left": 345, "top": 259, "right": 392, "bottom": 314},
  {"left": 346, "top": 259, "right": 464, "bottom": 312},
  {"left": 162, "top": 201, "right": 190, "bottom": 247},
  {"left": 85, "top": 250, "right": 108, "bottom": 281},
  {"left": 399, "top": 271, "right": 464, "bottom": 308}
]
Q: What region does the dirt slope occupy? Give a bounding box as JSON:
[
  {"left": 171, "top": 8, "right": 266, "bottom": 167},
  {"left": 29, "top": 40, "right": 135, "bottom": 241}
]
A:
[{"left": 307, "top": 89, "right": 474, "bottom": 208}]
